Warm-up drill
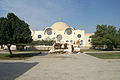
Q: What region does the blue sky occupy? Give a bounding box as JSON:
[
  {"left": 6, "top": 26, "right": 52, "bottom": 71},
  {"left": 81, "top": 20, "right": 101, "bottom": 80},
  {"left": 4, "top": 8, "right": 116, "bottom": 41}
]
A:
[{"left": 0, "top": 0, "right": 120, "bottom": 33}]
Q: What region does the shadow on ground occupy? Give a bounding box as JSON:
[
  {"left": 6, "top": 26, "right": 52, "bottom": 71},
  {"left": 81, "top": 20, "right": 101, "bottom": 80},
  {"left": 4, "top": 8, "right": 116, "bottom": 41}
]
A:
[
  {"left": 0, "top": 62, "right": 38, "bottom": 80},
  {"left": 13, "top": 51, "right": 49, "bottom": 57}
]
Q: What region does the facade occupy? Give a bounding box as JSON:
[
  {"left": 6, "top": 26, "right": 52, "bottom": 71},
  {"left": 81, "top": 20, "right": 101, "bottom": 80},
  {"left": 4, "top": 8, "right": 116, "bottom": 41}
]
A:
[{"left": 31, "top": 22, "right": 94, "bottom": 47}]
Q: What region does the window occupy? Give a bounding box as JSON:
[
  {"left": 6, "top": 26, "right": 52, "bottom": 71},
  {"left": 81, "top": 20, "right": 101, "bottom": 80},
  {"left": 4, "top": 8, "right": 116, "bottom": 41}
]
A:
[
  {"left": 70, "top": 40, "right": 72, "bottom": 43},
  {"left": 80, "top": 40, "right": 83, "bottom": 45},
  {"left": 38, "top": 34, "right": 42, "bottom": 38},
  {"left": 66, "top": 40, "right": 69, "bottom": 42},
  {"left": 77, "top": 34, "right": 81, "bottom": 38},
  {"left": 56, "top": 34, "right": 62, "bottom": 41},
  {"left": 88, "top": 39, "right": 91, "bottom": 42},
  {"left": 44, "top": 28, "right": 52, "bottom": 35},
  {"left": 65, "top": 28, "right": 72, "bottom": 35}
]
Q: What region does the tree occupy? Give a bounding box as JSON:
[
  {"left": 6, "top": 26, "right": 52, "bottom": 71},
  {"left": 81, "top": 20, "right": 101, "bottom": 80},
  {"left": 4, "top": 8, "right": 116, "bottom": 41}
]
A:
[
  {"left": 0, "top": 13, "right": 32, "bottom": 55},
  {"left": 114, "top": 28, "right": 120, "bottom": 48},
  {"left": 0, "top": 17, "right": 12, "bottom": 50},
  {"left": 118, "top": 29, "right": 120, "bottom": 33},
  {"left": 90, "top": 24, "right": 117, "bottom": 50}
]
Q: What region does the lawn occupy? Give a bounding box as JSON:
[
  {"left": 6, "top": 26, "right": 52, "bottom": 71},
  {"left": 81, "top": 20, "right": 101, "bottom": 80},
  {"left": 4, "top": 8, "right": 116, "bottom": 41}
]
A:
[
  {"left": 81, "top": 49, "right": 103, "bottom": 52},
  {"left": 86, "top": 53, "right": 120, "bottom": 59},
  {"left": 0, "top": 53, "right": 40, "bottom": 60}
]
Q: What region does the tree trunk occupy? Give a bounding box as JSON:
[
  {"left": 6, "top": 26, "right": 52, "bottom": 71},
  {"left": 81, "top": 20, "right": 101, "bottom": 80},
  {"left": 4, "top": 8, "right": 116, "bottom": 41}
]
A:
[
  {"left": 1, "top": 45, "right": 4, "bottom": 49},
  {"left": 7, "top": 44, "right": 12, "bottom": 55},
  {"left": 107, "top": 44, "right": 113, "bottom": 51}
]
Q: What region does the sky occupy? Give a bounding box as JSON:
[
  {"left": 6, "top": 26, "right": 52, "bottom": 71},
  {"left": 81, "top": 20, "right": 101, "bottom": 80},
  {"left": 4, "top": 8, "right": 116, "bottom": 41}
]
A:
[{"left": 0, "top": 0, "right": 120, "bottom": 33}]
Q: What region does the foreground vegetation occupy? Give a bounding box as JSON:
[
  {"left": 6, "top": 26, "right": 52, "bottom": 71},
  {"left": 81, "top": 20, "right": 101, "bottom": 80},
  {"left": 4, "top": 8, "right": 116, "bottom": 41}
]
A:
[
  {"left": 0, "top": 13, "right": 32, "bottom": 55},
  {"left": 29, "top": 39, "right": 55, "bottom": 46},
  {"left": 86, "top": 53, "right": 120, "bottom": 59},
  {"left": 90, "top": 24, "right": 120, "bottom": 50}
]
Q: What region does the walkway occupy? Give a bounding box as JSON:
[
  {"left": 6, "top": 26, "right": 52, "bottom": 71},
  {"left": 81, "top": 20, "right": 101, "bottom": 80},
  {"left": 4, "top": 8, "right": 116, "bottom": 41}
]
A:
[{"left": 15, "top": 53, "right": 120, "bottom": 80}]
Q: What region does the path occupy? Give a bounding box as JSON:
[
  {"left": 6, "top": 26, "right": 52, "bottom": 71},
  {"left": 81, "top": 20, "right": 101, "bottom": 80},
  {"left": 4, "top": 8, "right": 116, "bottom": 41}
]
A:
[{"left": 15, "top": 53, "right": 120, "bottom": 80}]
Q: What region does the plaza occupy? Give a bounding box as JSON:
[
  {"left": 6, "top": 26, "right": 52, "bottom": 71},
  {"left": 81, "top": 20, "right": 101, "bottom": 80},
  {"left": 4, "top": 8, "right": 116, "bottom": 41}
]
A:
[{"left": 0, "top": 52, "right": 120, "bottom": 80}]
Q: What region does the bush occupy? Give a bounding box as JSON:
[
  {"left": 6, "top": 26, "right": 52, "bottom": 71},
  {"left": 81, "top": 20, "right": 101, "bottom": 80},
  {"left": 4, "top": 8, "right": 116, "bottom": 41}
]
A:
[{"left": 29, "top": 39, "right": 55, "bottom": 46}]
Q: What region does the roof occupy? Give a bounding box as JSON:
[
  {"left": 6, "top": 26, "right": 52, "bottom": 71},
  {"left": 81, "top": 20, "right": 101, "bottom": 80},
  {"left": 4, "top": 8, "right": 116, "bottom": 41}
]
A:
[{"left": 51, "top": 22, "right": 69, "bottom": 31}]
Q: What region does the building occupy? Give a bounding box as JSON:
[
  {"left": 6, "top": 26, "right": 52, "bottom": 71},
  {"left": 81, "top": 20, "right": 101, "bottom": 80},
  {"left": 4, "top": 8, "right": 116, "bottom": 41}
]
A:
[{"left": 31, "top": 22, "right": 94, "bottom": 47}]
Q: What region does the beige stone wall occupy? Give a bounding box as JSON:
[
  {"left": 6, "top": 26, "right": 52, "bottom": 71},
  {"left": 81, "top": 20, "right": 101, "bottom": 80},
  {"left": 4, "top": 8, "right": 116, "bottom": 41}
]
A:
[
  {"left": 73, "top": 30, "right": 85, "bottom": 46},
  {"left": 31, "top": 29, "right": 86, "bottom": 46},
  {"left": 85, "top": 33, "right": 94, "bottom": 47},
  {"left": 32, "top": 30, "right": 44, "bottom": 41},
  {"left": 31, "top": 22, "right": 94, "bottom": 47}
]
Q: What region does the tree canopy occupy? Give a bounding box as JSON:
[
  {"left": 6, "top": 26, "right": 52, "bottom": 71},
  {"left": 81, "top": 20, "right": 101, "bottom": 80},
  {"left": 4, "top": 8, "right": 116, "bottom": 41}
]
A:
[
  {"left": 90, "top": 24, "right": 120, "bottom": 50},
  {"left": 0, "top": 13, "right": 32, "bottom": 54}
]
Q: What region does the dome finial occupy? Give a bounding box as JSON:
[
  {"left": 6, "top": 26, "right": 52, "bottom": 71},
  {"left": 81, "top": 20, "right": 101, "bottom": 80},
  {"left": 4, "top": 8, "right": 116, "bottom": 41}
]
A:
[{"left": 58, "top": 18, "right": 62, "bottom": 22}]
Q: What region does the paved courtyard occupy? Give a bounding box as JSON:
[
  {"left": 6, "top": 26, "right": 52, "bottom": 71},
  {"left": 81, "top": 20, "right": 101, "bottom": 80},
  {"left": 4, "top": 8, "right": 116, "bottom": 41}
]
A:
[
  {"left": 0, "top": 62, "right": 38, "bottom": 80},
  {"left": 1, "top": 53, "right": 120, "bottom": 80}
]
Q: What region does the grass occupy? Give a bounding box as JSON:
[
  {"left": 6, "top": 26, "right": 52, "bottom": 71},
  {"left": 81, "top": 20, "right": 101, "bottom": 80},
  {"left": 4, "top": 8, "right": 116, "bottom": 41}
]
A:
[
  {"left": 81, "top": 49, "right": 103, "bottom": 52},
  {"left": 86, "top": 53, "right": 120, "bottom": 59},
  {"left": 81, "top": 49, "right": 120, "bottom": 52},
  {"left": 0, "top": 53, "right": 40, "bottom": 60}
]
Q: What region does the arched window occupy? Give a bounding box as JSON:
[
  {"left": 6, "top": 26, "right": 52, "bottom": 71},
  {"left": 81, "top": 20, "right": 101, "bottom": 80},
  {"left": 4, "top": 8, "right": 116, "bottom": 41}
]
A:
[
  {"left": 77, "top": 34, "right": 81, "bottom": 38},
  {"left": 70, "top": 40, "right": 73, "bottom": 43},
  {"left": 80, "top": 40, "right": 83, "bottom": 45}
]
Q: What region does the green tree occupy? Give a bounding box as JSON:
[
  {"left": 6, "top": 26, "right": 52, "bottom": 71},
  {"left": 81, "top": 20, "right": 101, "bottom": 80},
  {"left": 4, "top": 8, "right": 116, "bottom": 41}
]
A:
[
  {"left": 0, "top": 13, "right": 32, "bottom": 55},
  {"left": 114, "top": 28, "right": 120, "bottom": 48},
  {"left": 0, "top": 17, "right": 12, "bottom": 50},
  {"left": 118, "top": 29, "right": 120, "bottom": 33},
  {"left": 90, "top": 24, "right": 117, "bottom": 50}
]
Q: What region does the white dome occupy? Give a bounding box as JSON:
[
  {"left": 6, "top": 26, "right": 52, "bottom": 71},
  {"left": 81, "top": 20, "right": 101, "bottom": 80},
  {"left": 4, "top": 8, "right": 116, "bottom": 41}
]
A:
[{"left": 51, "top": 22, "right": 69, "bottom": 31}]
